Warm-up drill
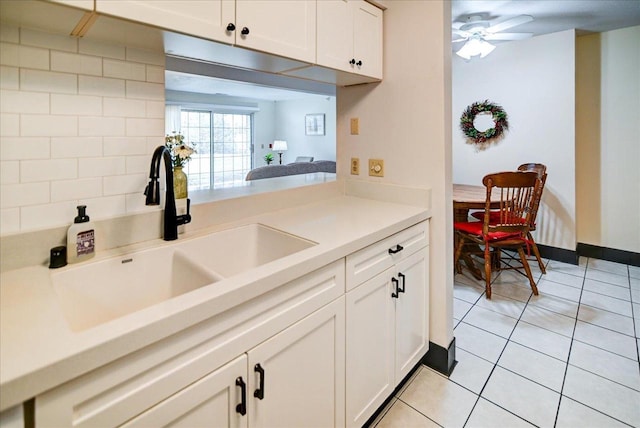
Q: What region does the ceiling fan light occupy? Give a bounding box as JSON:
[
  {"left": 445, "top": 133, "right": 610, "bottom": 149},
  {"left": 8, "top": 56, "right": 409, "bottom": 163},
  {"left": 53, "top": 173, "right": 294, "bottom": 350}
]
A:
[{"left": 456, "top": 38, "right": 495, "bottom": 60}]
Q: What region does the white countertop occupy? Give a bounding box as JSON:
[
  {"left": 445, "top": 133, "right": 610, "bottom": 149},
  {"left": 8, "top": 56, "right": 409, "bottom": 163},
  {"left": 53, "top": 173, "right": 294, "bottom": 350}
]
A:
[{"left": 0, "top": 195, "right": 429, "bottom": 411}]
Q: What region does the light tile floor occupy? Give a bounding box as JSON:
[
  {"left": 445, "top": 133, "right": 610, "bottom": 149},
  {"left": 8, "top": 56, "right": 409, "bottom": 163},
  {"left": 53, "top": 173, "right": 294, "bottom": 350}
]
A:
[{"left": 373, "top": 257, "right": 640, "bottom": 428}]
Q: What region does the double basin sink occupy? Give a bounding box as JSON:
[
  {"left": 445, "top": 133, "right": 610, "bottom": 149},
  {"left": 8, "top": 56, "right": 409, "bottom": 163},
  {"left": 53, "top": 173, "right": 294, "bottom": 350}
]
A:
[{"left": 51, "top": 224, "right": 316, "bottom": 332}]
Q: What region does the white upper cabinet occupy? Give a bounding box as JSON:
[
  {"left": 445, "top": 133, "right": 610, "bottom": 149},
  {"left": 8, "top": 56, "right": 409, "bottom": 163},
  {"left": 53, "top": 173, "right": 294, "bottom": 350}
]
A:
[
  {"left": 317, "top": 0, "right": 383, "bottom": 78},
  {"left": 234, "top": 0, "right": 316, "bottom": 63},
  {"left": 96, "top": 0, "right": 315, "bottom": 64},
  {"left": 96, "top": 1, "right": 235, "bottom": 43}
]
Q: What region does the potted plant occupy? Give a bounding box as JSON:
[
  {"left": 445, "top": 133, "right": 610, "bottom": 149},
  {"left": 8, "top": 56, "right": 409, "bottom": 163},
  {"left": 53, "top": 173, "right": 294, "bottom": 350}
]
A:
[{"left": 264, "top": 153, "right": 274, "bottom": 165}]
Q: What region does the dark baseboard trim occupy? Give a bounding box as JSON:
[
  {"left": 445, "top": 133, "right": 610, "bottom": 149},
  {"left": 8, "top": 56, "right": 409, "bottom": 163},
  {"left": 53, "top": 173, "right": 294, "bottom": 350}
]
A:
[
  {"left": 577, "top": 243, "right": 640, "bottom": 267},
  {"left": 422, "top": 337, "right": 457, "bottom": 376},
  {"left": 537, "top": 244, "right": 579, "bottom": 265},
  {"left": 363, "top": 352, "right": 427, "bottom": 428}
]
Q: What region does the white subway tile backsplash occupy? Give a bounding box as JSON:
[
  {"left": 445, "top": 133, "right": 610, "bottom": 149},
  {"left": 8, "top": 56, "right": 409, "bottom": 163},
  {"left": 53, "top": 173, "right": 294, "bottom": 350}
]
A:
[
  {"left": 103, "top": 97, "right": 146, "bottom": 118},
  {"left": 1, "top": 182, "right": 49, "bottom": 208},
  {"left": 1, "top": 137, "right": 50, "bottom": 160},
  {"left": 21, "top": 69, "right": 77, "bottom": 94},
  {"left": 126, "top": 155, "right": 150, "bottom": 174},
  {"left": 20, "top": 28, "right": 77, "bottom": 53},
  {"left": 146, "top": 100, "right": 164, "bottom": 119},
  {"left": 103, "top": 136, "right": 147, "bottom": 156},
  {"left": 21, "top": 159, "right": 77, "bottom": 183},
  {"left": 79, "top": 157, "right": 125, "bottom": 178},
  {"left": 20, "top": 200, "right": 77, "bottom": 231},
  {"left": 51, "top": 177, "right": 103, "bottom": 202},
  {"left": 126, "top": 118, "right": 164, "bottom": 137},
  {"left": 0, "top": 208, "right": 20, "bottom": 235},
  {"left": 79, "top": 195, "right": 126, "bottom": 219},
  {"left": 103, "top": 173, "right": 147, "bottom": 196},
  {"left": 79, "top": 39, "right": 125, "bottom": 60},
  {"left": 0, "top": 90, "right": 49, "bottom": 114},
  {"left": 1, "top": 27, "right": 165, "bottom": 235},
  {"left": 51, "top": 94, "right": 102, "bottom": 116},
  {"left": 51, "top": 137, "right": 103, "bottom": 158},
  {"left": 21, "top": 115, "right": 78, "bottom": 137},
  {"left": 0, "top": 42, "right": 18, "bottom": 67},
  {"left": 103, "top": 59, "right": 146, "bottom": 81},
  {"left": 125, "top": 48, "right": 164, "bottom": 66},
  {"left": 146, "top": 65, "right": 164, "bottom": 83},
  {"left": 0, "top": 43, "right": 50, "bottom": 70},
  {"left": 0, "top": 25, "right": 19, "bottom": 43},
  {"left": 51, "top": 51, "right": 102, "bottom": 76},
  {"left": 126, "top": 81, "right": 163, "bottom": 100},
  {"left": 0, "top": 161, "right": 19, "bottom": 185},
  {"left": 125, "top": 192, "right": 160, "bottom": 214},
  {"left": 0, "top": 113, "right": 20, "bottom": 136},
  {"left": 0, "top": 66, "right": 19, "bottom": 89},
  {"left": 79, "top": 75, "right": 125, "bottom": 97},
  {"left": 79, "top": 116, "right": 125, "bottom": 137}
]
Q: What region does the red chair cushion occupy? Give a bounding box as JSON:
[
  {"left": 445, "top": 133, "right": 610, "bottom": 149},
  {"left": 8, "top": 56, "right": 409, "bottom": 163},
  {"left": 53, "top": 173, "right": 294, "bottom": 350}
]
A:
[
  {"left": 454, "top": 221, "right": 523, "bottom": 242},
  {"left": 470, "top": 211, "right": 529, "bottom": 226}
]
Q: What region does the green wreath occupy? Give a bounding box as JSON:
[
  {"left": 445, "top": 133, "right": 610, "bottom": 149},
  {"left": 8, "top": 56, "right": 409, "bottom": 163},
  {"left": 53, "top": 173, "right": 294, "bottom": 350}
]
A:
[{"left": 460, "top": 100, "right": 509, "bottom": 146}]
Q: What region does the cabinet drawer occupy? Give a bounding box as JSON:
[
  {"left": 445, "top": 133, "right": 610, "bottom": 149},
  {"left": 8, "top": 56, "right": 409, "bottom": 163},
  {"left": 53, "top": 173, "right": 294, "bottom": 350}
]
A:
[{"left": 346, "top": 221, "right": 428, "bottom": 291}]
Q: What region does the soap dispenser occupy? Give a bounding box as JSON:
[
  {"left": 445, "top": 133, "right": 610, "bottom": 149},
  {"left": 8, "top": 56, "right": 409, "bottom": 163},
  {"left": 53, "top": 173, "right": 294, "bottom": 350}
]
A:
[{"left": 67, "top": 205, "right": 96, "bottom": 263}]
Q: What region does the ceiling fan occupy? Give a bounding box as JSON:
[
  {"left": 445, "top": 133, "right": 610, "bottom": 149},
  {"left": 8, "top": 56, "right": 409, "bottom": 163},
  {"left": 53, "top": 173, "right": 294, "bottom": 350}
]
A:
[{"left": 452, "top": 15, "right": 534, "bottom": 59}]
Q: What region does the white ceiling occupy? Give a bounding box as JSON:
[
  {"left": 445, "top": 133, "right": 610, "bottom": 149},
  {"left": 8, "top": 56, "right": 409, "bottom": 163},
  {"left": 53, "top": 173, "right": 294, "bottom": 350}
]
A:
[{"left": 452, "top": 0, "right": 640, "bottom": 45}]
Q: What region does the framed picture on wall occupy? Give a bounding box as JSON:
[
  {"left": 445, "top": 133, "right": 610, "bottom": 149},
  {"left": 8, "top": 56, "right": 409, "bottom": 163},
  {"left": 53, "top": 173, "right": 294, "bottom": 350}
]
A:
[{"left": 305, "top": 113, "right": 325, "bottom": 136}]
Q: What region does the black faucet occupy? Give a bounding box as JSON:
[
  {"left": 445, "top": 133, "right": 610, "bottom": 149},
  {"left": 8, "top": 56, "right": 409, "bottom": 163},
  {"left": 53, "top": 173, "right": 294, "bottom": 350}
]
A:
[{"left": 144, "top": 146, "right": 191, "bottom": 241}]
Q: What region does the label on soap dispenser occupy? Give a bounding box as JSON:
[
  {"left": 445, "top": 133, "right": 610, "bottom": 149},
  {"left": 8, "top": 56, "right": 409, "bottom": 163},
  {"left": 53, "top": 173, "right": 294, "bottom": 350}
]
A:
[{"left": 76, "top": 229, "right": 95, "bottom": 256}]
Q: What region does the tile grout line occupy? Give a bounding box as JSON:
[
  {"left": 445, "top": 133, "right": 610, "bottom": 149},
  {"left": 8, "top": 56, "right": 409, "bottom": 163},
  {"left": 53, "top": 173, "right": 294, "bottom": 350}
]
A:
[
  {"left": 551, "top": 256, "right": 589, "bottom": 427},
  {"left": 460, "top": 270, "right": 538, "bottom": 428}
]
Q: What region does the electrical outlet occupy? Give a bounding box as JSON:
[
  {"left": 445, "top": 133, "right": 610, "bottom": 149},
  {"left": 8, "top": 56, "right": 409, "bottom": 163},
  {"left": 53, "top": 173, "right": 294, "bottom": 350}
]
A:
[
  {"left": 350, "top": 118, "right": 359, "bottom": 135},
  {"left": 368, "top": 159, "right": 384, "bottom": 177},
  {"left": 351, "top": 157, "right": 360, "bottom": 175}
]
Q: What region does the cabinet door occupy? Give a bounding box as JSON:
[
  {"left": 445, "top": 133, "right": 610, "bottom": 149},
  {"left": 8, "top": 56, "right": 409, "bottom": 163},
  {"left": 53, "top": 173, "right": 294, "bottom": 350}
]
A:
[
  {"left": 352, "top": 0, "right": 383, "bottom": 78},
  {"left": 248, "top": 297, "right": 345, "bottom": 428},
  {"left": 394, "top": 247, "right": 429, "bottom": 381},
  {"left": 121, "top": 355, "right": 248, "bottom": 428},
  {"left": 317, "top": 0, "right": 354, "bottom": 73},
  {"left": 345, "top": 269, "right": 395, "bottom": 428},
  {"left": 235, "top": 0, "right": 316, "bottom": 63},
  {"left": 96, "top": 0, "right": 235, "bottom": 43}
]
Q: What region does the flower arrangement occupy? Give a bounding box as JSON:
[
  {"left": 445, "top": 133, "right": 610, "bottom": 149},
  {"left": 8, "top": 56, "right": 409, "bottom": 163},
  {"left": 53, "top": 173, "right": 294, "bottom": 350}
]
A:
[
  {"left": 165, "top": 132, "right": 196, "bottom": 168},
  {"left": 460, "top": 100, "right": 509, "bottom": 150}
]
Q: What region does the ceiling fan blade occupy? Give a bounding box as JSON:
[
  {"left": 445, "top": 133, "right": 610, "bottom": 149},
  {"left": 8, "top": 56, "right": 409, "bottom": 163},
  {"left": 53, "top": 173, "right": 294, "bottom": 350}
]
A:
[
  {"left": 484, "top": 32, "right": 533, "bottom": 41},
  {"left": 486, "top": 15, "right": 533, "bottom": 33},
  {"left": 453, "top": 29, "right": 471, "bottom": 37},
  {"left": 452, "top": 38, "right": 468, "bottom": 43}
]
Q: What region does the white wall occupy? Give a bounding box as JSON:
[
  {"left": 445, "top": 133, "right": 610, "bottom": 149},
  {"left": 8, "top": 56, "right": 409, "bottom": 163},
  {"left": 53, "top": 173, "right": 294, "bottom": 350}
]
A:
[
  {"left": 274, "top": 96, "right": 336, "bottom": 164},
  {"left": 0, "top": 24, "right": 165, "bottom": 235},
  {"left": 576, "top": 26, "right": 640, "bottom": 253},
  {"left": 452, "top": 30, "right": 576, "bottom": 251},
  {"left": 338, "top": 1, "right": 453, "bottom": 350}
]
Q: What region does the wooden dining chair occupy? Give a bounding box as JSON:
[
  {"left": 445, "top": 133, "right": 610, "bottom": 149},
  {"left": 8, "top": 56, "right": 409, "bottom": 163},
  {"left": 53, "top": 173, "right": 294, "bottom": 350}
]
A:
[
  {"left": 517, "top": 163, "right": 547, "bottom": 273},
  {"left": 454, "top": 171, "right": 542, "bottom": 299},
  {"left": 472, "top": 163, "right": 548, "bottom": 273}
]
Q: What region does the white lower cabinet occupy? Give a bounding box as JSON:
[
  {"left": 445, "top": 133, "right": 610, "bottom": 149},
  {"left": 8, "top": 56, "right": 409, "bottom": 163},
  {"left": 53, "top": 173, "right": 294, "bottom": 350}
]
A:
[
  {"left": 248, "top": 297, "right": 345, "bottom": 428},
  {"left": 345, "top": 222, "right": 429, "bottom": 427},
  {"left": 121, "top": 355, "right": 248, "bottom": 428},
  {"left": 122, "top": 298, "right": 345, "bottom": 428}
]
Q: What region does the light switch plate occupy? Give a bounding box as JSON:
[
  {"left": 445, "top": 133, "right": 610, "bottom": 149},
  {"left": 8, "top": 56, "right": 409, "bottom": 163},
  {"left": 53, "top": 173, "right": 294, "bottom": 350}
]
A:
[
  {"left": 350, "top": 118, "right": 359, "bottom": 135},
  {"left": 368, "top": 159, "right": 384, "bottom": 177}
]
